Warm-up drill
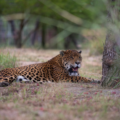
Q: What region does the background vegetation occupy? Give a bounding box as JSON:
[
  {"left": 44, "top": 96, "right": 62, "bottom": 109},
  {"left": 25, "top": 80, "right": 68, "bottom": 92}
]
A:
[{"left": 0, "top": 0, "right": 106, "bottom": 53}]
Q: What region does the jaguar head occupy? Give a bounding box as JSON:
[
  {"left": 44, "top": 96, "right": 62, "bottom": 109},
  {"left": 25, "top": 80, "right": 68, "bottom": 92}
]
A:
[{"left": 60, "top": 50, "right": 82, "bottom": 76}]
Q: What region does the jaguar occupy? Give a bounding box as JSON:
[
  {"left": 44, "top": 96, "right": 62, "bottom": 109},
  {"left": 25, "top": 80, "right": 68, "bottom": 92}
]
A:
[{"left": 0, "top": 50, "right": 100, "bottom": 87}]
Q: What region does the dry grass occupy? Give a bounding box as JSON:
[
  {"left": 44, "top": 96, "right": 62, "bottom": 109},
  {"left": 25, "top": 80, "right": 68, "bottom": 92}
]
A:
[{"left": 0, "top": 48, "right": 120, "bottom": 120}]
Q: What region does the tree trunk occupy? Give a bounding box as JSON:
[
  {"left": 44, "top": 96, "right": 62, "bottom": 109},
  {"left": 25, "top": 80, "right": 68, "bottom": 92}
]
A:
[
  {"left": 8, "top": 20, "right": 16, "bottom": 44},
  {"left": 16, "top": 19, "right": 24, "bottom": 48},
  {"left": 9, "top": 20, "right": 24, "bottom": 48},
  {"left": 64, "top": 33, "right": 79, "bottom": 49},
  {"left": 101, "top": 32, "right": 120, "bottom": 87},
  {"left": 41, "top": 23, "right": 46, "bottom": 48},
  {"left": 101, "top": 0, "right": 120, "bottom": 88},
  {"left": 31, "top": 20, "right": 40, "bottom": 45}
]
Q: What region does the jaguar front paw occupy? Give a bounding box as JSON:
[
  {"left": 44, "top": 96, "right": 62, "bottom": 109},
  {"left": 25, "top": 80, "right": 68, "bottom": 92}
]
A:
[{"left": 0, "top": 82, "right": 10, "bottom": 87}]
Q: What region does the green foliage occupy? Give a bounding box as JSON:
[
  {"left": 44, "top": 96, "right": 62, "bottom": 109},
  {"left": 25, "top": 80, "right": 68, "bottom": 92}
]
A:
[
  {"left": 0, "top": 53, "right": 16, "bottom": 70},
  {"left": 0, "top": 0, "right": 106, "bottom": 25},
  {"left": 0, "top": 0, "right": 108, "bottom": 49}
]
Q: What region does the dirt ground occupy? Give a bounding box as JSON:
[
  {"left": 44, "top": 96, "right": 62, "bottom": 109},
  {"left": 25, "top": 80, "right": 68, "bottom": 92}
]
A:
[{"left": 0, "top": 48, "right": 120, "bottom": 120}]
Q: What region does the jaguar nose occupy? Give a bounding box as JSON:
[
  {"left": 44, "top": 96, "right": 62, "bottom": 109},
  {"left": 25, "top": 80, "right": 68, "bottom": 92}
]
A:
[{"left": 75, "top": 62, "right": 80, "bottom": 65}]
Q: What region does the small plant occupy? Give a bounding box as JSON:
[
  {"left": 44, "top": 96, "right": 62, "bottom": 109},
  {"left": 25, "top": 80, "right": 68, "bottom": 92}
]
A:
[{"left": 0, "top": 53, "right": 16, "bottom": 70}]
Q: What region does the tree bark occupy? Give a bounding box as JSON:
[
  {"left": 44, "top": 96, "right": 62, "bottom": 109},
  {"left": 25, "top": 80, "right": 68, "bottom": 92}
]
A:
[{"left": 101, "top": 32, "right": 119, "bottom": 87}]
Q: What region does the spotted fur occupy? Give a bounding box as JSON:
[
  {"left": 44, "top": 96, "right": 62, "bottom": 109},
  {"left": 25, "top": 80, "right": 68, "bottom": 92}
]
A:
[{"left": 0, "top": 50, "right": 99, "bottom": 87}]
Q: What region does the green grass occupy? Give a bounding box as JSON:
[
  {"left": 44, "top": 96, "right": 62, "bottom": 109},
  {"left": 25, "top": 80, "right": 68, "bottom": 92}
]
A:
[{"left": 0, "top": 53, "right": 16, "bottom": 70}]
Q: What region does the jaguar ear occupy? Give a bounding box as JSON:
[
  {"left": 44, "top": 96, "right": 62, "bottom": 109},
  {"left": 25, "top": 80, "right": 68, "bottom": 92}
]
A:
[
  {"left": 60, "top": 51, "right": 64, "bottom": 56},
  {"left": 79, "top": 51, "right": 82, "bottom": 54}
]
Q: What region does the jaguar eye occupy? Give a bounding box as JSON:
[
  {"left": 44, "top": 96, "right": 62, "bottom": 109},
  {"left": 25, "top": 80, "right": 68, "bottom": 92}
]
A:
[
  {"left": 79, "top": 56, "right": 81, "bottom": 59},
  {"left": 71, "top": 56, "right": 74, "bottom": 59}
]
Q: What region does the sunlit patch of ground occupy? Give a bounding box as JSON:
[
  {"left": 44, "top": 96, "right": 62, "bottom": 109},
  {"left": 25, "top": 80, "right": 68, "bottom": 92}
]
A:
[{"left": 0, "top": 48, "right": 120, "bottom": 120}]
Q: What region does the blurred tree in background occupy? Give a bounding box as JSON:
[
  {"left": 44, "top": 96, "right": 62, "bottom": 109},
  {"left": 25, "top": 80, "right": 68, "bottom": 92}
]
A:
[{"left": 0, "top": 0, "right": 106, "bottom": 48}]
